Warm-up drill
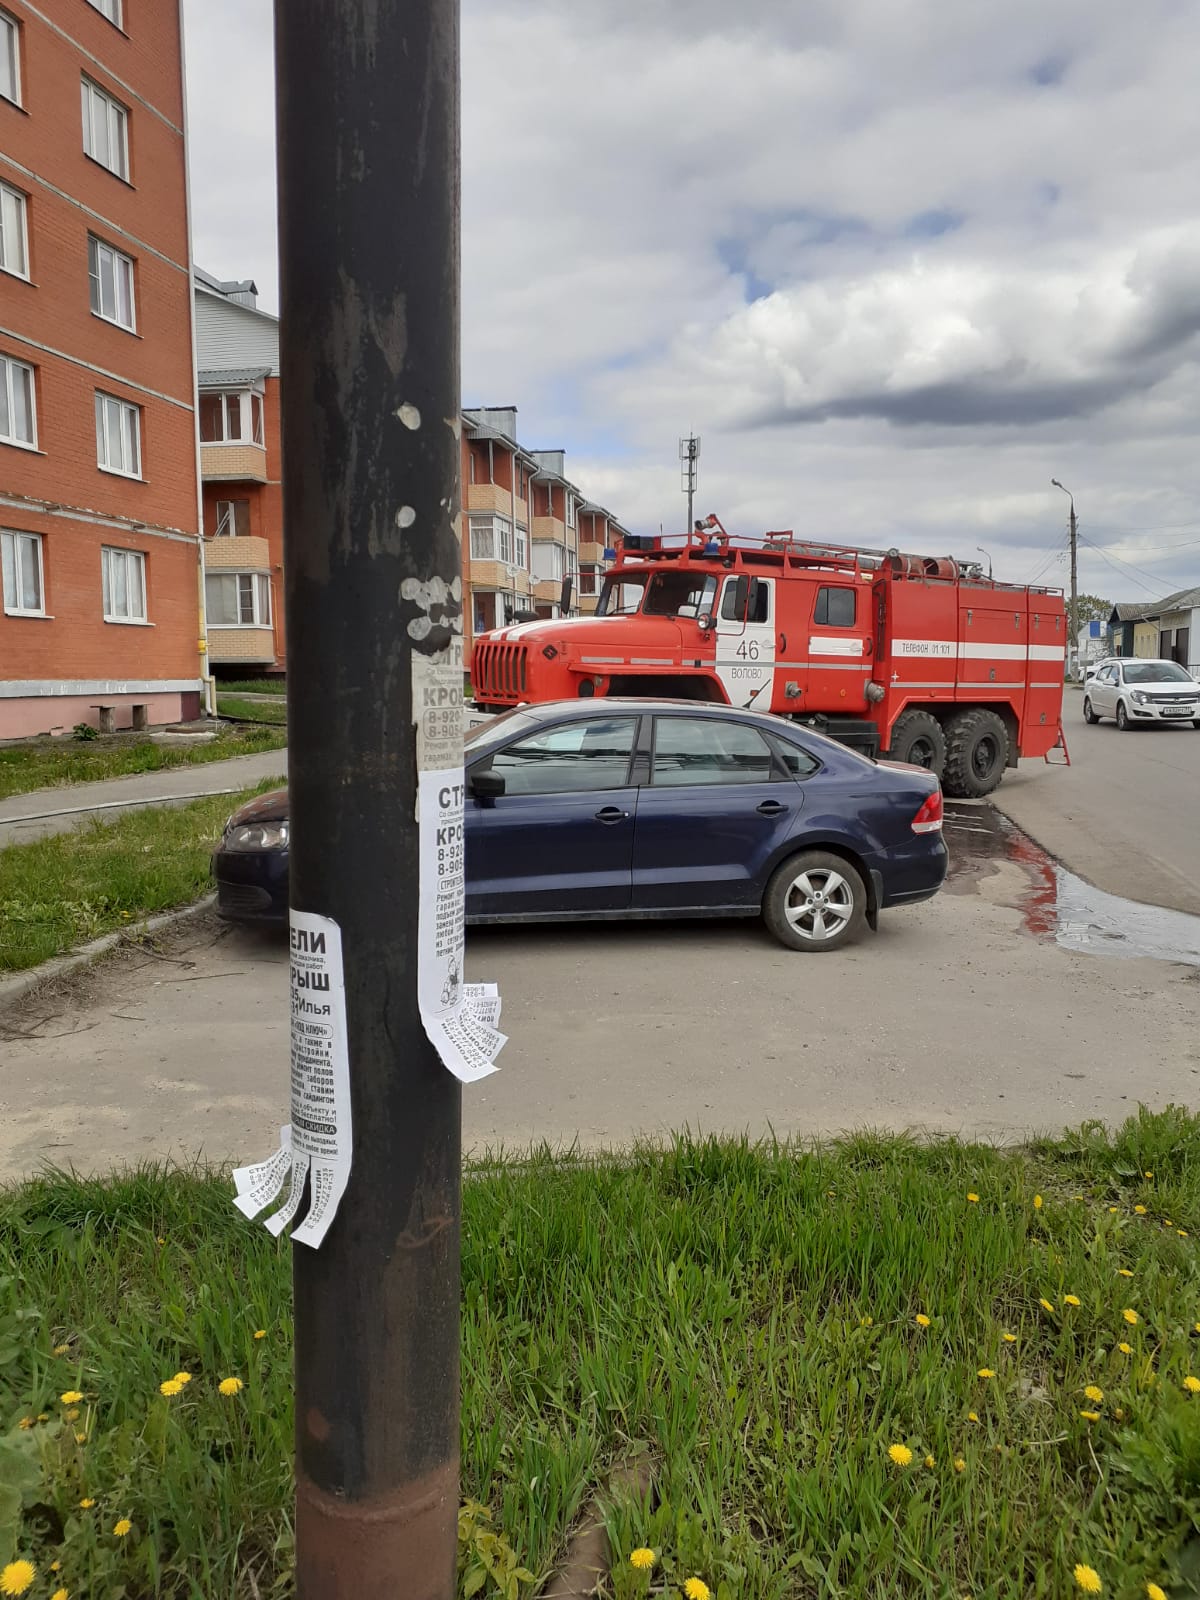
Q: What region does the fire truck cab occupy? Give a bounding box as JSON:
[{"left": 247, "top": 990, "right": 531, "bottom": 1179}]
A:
[{"left": 470, "top": 518, "right": 1067, "bottom": 798}]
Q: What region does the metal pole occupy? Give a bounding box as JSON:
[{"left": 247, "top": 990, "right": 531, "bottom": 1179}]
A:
[
  {"left": 1051, "top": 478, "right": 1078, "bottom": 677},
  {"left": 275, "top": 2, "right": 461, "bottom": 1596}
]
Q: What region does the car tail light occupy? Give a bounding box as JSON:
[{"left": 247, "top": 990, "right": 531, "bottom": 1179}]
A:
[{"left": 911, "top": 789, "right": 943, "bottom": 834}]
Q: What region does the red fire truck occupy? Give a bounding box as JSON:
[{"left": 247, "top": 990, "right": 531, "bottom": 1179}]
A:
[{"left": 470, "top": 516, "right": 1067, "bottom": 797}]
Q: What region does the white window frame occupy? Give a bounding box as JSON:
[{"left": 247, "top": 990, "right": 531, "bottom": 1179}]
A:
[
  {"left": 514, "top": 523, "right": 528, "bottom": 569},
  {"left": 0, "top": 354, "right": 36, "bottom": 449},
  {"left": 88, "top": 235, "right": 136, "bottom": 331},
  {"left": 0, "top": 181, "right": 27, "bottom": 280},
  {"left": 469, "top": 513, "right": 515, "bottom": 565},
  {"left": 81, "top": 77, "right": 130, "bottom": 181},
  {"left": 205, "top": 570, "right": 271, "bottom": 628},
  {"left": 214, "top": 499, "right": 251, "bottom": 538},
  {"left": 566, "top": 493, "right": 577, "bottom": 530},
  {"left": 101, "top": 545, "right": 147, "bottom": 623},
  {"left": 0, "top": 9, "right": 19, "bottom": 107},
  {"left": 86, "top": 0, "right": 123, "bottom": 27},
  {"left": 199, "top": 389, "right": 264, "bottom": 446},
  {"left": 1, "top": 528, "right": 44, "bottom": 616},
  {"left": 95, "top": 390, "right": 142, "bottom": 478}
]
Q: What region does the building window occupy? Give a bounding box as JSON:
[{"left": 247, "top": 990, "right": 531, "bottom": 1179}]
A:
[
  {"left": 214, "top": 499, "right": 251, "bottom": 538},
  {"left": 469, "top": 514, "right": 515, "bottom": 564},
  {"left": 88, "top": 236, "right": 136, "bottom": 330},
  {"left": 0, "top": 9, "right": 19, "bottom": 106},
  {"left": 86, "top": 0, "right": 123, "bottom": 25},
  {"left": 579, "top": 565, "right": 599, "bottom": 597},
  {"left": 81, "top": 78, "right": 130, "bottom": 180},
  {"left": 566, "top": 493, "right": 577, "bottom": 530},
  {"left": 101, "top": 546, "right": 146, "bottom": 622},
  {"left": 95, "top": 391, "right": 141, "bottom": 477},
  {"left": 0, "top": 182, "right": 27, "bottom": 279},
  {"left": 0, "top": 354, "right": 36, "bottom": 448},
  {"left": 199, "top": 390, "right": 264, "bottom": 445},
  {"left": 514, "top": 524, "right": 527, "bottom": 568},
  {"left": 205, "top": 571, "right": 271, "bottom": 627},
  {"left": 1, "top": 528, "right": 43, "bottom": 615}
]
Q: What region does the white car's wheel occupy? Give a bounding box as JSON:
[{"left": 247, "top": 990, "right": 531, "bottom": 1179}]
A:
[{"left": 1083, "top": 697, "right": 1100, "bottom": 725}]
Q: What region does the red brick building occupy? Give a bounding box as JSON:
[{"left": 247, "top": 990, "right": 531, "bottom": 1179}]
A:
[
  {"left": 0, "top": 0, "right": 202, "bottom": 737},
  {"left": 193, "top": 269, "right": 285, "bottom": 673}
]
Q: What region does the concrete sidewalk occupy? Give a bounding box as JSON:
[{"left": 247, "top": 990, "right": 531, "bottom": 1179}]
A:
[{"left": 0, "top": 747, "right": 288, "bottom": 846}]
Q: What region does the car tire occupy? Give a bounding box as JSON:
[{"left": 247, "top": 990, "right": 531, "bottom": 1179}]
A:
[
  {"left": 1083, "top": 697, "right": 1100, "bottom": 725},
  {"left": 1116, "top": 701, "right": 1130, "bottom": 731},
  {"left": 762, "top": 850, "right": 868, "bottom": 952},
  {"left": 1193, "top": 720, "right": 1200, "bottom": 730},
  {"left": 885, "top": 709, "right": 946, "bottom": 775},
  {"left": 942, "top": 708, "right": 1009, "bottom": 798}
]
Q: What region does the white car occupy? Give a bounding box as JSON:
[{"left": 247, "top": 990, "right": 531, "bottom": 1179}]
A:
[{"left": 1083, "top": 658, "right": 1200, "bottom": 730}]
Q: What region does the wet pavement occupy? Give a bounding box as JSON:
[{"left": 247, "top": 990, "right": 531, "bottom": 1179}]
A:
[{"left": 945, "top": 803, "right": 1200, "bottom": 969}]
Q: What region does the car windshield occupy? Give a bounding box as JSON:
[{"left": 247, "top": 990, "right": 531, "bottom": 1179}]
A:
[
  {"left": 1123, "top": 661, "right": 1194, "bottom": 684},
  {"left": 598, "top": 569, "right": 716, "bottom": 618}
]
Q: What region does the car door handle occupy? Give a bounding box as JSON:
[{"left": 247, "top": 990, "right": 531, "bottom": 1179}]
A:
[
  {"left": 756, "top": 800, "right": 789, "bottom": 816},
  {"left": 594, "top": 806, "right": 630, "bottom": 824}
]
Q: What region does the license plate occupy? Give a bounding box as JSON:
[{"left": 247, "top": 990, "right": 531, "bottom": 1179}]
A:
[{"left": 1161, "top": 705, "right": 1193, "bottom": 716}]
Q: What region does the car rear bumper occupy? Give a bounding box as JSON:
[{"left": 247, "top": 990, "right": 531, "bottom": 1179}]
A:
[
  {"left": 876, "top": 835, "right": 948, "bottom": 908},
  {"left": 212, "top": 848, "right": 289, "bottom": 924}
]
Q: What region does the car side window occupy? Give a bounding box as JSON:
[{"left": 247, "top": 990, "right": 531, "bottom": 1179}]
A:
[
  {"left": 815, "top": 586, "right": 856, "bottom": 627},
  {"left": 772, "top": 739, "right": 821, "bottom": 778},
  {"left": 489, "top": 717, "right": 637, "bottom": 796},
  {"left": 652, "top": 716, "right": 774, "bottom": 787}
]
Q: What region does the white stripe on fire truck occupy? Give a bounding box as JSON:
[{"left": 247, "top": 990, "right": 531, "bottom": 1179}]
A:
[
  {"left": 808, "top": 636, "right": 865, "bottom": 656},
  {"left": 893, "top": 639, "right": 1066, "bottom": 661}
]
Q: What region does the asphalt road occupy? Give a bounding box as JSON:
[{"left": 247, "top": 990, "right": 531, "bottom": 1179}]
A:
[{"left": 996, "top": 691, "right": 1200, "bottom": 916}]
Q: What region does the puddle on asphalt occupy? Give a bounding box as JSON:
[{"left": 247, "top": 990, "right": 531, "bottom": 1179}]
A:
[{"left": 944, "top": 803, "right": 1200, "bottom": 969}]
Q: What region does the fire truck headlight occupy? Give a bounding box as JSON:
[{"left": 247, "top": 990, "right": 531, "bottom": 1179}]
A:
[{"left": 865, "top": 680, "right": 886, "bottom": 703}]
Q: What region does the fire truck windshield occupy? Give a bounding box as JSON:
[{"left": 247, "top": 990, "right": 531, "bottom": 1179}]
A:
[{"left": 598, "top": 570, "right": 717, "bottom": 619}]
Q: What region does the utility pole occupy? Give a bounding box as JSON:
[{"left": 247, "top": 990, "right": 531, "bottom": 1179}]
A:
[
  {"left": 680, "top": 434, "right": 700, "bottom": 535},
  {"left": 275, "top": 2, "right": 461, "bottom": 1596},
  {"left": 1051, "top": 479, "right": 1078, "bottom": 676}
]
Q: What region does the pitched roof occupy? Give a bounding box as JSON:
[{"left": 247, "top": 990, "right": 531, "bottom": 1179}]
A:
[
  {"left": 198, "top": 367, "right": 273, "bottom": 387},
  {"left": 1111, "top": 601, "right": 1154, "bottom": 622}
]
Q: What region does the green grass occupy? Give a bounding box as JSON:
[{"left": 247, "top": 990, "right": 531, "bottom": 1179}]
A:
[
  {"left": 215, "top": 678, "right": 287, "bottom": 696},
  {"left": 217, "top": 695, "right": 288, "bottom": 727},
  {"left": 2, "top": 1111, "right": 1200, "bottom": 1597},
  {"left": 0, "top": 727, "right": 287, "bottom": 802},
  {"left": 0, "top": 786, "right": 276, "bottom": 972}
]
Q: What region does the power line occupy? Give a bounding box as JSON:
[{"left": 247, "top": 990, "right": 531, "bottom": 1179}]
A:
[{"left": 1078, "top": 535, "right": 1170, "bottom": 598}]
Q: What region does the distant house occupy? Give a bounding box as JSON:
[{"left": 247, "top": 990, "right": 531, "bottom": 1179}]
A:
[
  {"left": 1107, "top": 602, "right": 1158, "bottom": 659},
  {"left": 1108, "top": 589, "right": 1200, "bottom": 673}
]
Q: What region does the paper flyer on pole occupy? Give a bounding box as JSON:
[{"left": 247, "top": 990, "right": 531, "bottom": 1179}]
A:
[
  {"left": 231, "top": 910, "right": 353, "bottom": 1248},
  {"left": 413, "top": 638, "right": 507, "bottom": 1083}
]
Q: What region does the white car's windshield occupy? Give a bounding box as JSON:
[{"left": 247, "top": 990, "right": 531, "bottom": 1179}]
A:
[{"left": 1123, "top": 661, "right": 1193, "bottom": 684}]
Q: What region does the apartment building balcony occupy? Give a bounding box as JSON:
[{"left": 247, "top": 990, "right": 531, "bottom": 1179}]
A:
[
  {"left": 532, "top": 515, "right": 568, "bottom": 543},
  {"left": 205, "top": 536, "right": 271, "bottom": 570},
  {"left": 200, "top": 442, "right": 268, "bottom": 483},
  {"left": 577, "top": 539, "right": 608, "bottom": 564},
  {"left": 470, "top": 560, "right": 532, "bottom": 597},
  {"left": 465, "top": 483, "right": 529, "bottom": 519},
  {"left": 207, "top": 628, "right": 276, "bottom": 665}
]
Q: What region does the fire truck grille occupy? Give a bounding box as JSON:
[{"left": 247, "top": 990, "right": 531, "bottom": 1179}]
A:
[{"left": 473, "top": 641, "right": 528, "bottom": 702}]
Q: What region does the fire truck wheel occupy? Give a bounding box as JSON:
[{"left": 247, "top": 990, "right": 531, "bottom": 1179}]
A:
[
  {"left": 763, "top": 851, "right": 867, "bottom": 952},
  {"left": 943, "top": 708, "right": 1009, "bottom": 798},
  {"left": 886, "top": 710, "right": 946, "bottom": 774}
]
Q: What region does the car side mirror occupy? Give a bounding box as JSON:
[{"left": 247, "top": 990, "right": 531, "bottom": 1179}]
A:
[{"left": 470, "top": 768, "right": 505, "bottom": 803}]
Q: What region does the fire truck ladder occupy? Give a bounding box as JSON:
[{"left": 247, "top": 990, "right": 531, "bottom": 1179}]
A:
[{"left": 1044, "top": 720, "right": 1071, "bottom": 767}]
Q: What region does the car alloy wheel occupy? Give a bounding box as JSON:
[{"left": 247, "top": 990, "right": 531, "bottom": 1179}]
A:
[{"left": 783, "top": 867, "right": 854, "bottom": 941}]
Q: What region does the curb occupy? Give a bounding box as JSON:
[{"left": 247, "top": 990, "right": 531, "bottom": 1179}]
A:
[{"left": 0, "top": 894, "right": 217, "bottom": 1010}]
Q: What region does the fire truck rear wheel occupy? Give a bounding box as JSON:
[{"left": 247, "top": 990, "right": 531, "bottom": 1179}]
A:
[
  {"left": 943, "top": 708, "right": 1009, "bottom": 798},
  {"left": 886, "top": 710, "right": 946, "bottom": 774},
  {"left": 763, "top": 850, "right": 868, "bottom": 952}
]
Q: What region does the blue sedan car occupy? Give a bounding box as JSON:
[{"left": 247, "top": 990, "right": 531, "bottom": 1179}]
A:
[{"left": 213, "top": 700, "right": 947, "bottom": 951}]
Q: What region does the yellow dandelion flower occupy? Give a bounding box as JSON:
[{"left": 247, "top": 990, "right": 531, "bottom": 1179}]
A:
[
  {"left": 1064, "top": 1295, "right": 1081, "bottom": 1307},
  {"left": 924, "top": 1453, "right": 935, "bottom": 1468},
  {"left": 1034, "top": 1195, "right": 1043, "bottom": 1209},
  {"left": 1147, "top": 1584, "right": 1167, "bottom": 1600},
  {"left": 53, "top": 1343, "right": 71, "bottom": 1356},
  {"left": 977, "top": 1368, "right": 996, "bottom": 1379},
  {"left": 1108, "top": 1206, "right": 1119, "bottom": 1214},
  {"left": 1145, "top": 1171, "right": 1154, "bottom": 1179},
  {"left": 629, "top": 1548, "right": 655, "bottom": 1570},
  {"left": 915, "top": 1314, "right": 931, "bottom": 1327},
  {"left": 967, "top": 1192, "right": 979, "bottom": 1203},
  {"left": 36, "top": 1414, "right": 47, "bottom": 1423},
  {"left": 1184, "top": 1376, "right": 1200, "bottom": 1394},
  {"left": 64, "top": 1408, "right": 79, "bottom": 1422},
  {"left": 684, "top": 1580, "right": 711, "bottom": 1600},
  {"left": 953, "top": 1456, "right": 966, "bottom": 1472},
  {"left": 159, "top": 1379, "right": 184, "bottom": 1397},
  {"left": 1118, "top": 1342, "right": 1133, "bottom": 1355},
  {"left": 74, "top": 1431, "right": 87, "bottom": 1444},
  {"left": 173, "top": 1372, "right": 192, "bottom": 1386},
  {"left": 1118, "top": 1269, "right": 1134, "bottom": 1278},
  {"left": 859, "top": 1315, "right": 873, "bottom": 1327},
  {"left": 1134, "top": 1205, "right": 1147, "bottom": 1215},
  {"left": 49, "top": 1564, "right": 60, "bottom": 1574},
  {"left": 1084, "top": 1385, "right": 1104, "bottom": 1403},
  {"left": 0, "top": 1561, "right": 35, "bottom": 1597},
  {"left": 59, "top": 1391, "right": 83, "bottom": 1405},
  {"left": 1179, "top": 1230, "right": 1189, "bottom": 1238},
  {"left": 218, "top": 1376, "right": 243, "bottom": 1396},
  {"left": 1002, "top": 1332, "right": 1017, "bottom": 1343},
  {"left": 112, "top": 1518, "right": 132, "bottom": 1538},
  {"left": 1123, "top": 1309, "right": 1139, "bottom": 1325},
  {"left": 1080, "top": 1410, "right": 1102, "bottom": 1422},
  {"left": 254, "top": 1330, "right": 267, "bottom": 1340},
  {"left": 1040, "top": 1298, "right": 1056, "bottom": 1314},
  {"left": 1164, "top": 1220, "right": 1174, "bottom": 1228},
  {"left": 79, "top": 1498, "right": 95, "bottom": 1509},
  {"left": 16, "top": 1418, "right": 32, "bottom": 1431},
  {"left": 1114, "top": 1408, "right": 1125, "bottom": 1420},
  {"left": 1194, "top": 1323, "right": 1200, "bottom": 1335},
  {"left": 51, "top": 1589, "right": 68, "bottom": 1600},
  {"left": 887, "top": 1442, "right": 914, "bottom": 1466},
  {"left": 968, "top": 1411, "right": 979, "bottom": 1423},
  {"left": 1073, "top": 1564, "right": 1102, "bottom": 1594},
  {"left": 156, "top": 1236, "right": 165, "bottom": 1245}
]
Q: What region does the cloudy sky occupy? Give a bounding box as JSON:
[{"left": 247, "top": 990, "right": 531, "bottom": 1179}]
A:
[{"left": 182, "top": 0, "right": 1200, "bottom": 602}]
